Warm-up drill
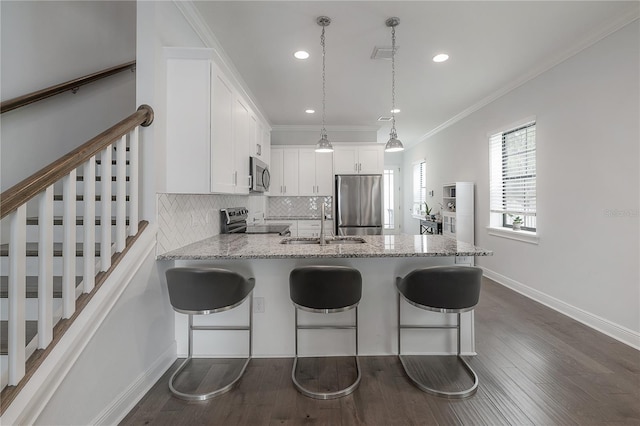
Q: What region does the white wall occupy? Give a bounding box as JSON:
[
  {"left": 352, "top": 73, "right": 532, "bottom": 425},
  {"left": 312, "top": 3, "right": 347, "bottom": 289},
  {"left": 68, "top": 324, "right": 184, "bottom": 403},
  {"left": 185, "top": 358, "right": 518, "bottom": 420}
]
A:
[
  {"left": 403, "top": 21, "right": 639, "bottom": 343},
  {"left": 0, "top": 1, "right": 137, "bottom": 191}
]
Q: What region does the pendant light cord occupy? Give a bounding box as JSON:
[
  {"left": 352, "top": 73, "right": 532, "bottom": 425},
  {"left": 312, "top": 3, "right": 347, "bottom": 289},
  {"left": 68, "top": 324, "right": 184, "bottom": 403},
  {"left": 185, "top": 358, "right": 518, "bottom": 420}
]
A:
[
  {"left": 321, "top": 24, "right": 327, "bottom": 138},
  {"left": 391, "top": 25, "right": 397, "bottom": 136}
]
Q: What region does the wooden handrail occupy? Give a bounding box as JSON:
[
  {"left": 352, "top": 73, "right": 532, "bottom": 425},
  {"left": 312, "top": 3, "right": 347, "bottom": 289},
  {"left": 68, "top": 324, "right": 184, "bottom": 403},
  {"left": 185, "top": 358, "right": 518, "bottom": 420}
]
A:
[
  {"left": 0, "top": 105, "right": 153, "bottom": 219},
  {"left": 1, "top": 61, "right": 136, "bottom": 114}
]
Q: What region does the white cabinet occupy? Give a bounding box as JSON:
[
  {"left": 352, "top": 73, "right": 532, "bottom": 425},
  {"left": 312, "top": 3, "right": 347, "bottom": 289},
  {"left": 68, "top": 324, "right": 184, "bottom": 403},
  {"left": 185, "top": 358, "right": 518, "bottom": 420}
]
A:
[
  {"left": 165, "top": 47, "right": 269, "bottom": 195},
  {"left": 270, "top": 148, "right": 299, "bottom": 196},
  {"left": 333, "top": 144, "right": 384, "bottom": 175},
  {"left": 298, "top": 149, "right": 333, "bottom": 196},
  {"left": 165, "top": 54, "right": 211, "bottom": 193},
  {"left": 253, "top": 117, "right": 270, "bottom": 165},
  {"left": 442, "top": 182, "right": 474, "bottom": 244}
]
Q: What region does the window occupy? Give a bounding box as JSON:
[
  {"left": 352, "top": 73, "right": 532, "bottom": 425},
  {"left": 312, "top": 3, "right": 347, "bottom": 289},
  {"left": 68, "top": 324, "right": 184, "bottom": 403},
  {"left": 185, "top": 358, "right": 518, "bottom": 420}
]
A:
[
  {"left": 489, "top": 121, "right": 536, "bottom": 232},
  {"left": 383, "top": 169, "right": 395, "bottom": 229},
  {"left": 412, "top": 160, "right": 426, "bottom": 218}
]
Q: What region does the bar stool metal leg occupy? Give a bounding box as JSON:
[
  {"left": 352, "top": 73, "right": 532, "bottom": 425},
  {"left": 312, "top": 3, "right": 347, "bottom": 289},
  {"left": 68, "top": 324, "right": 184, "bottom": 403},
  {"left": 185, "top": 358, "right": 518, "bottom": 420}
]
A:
[
  {"left": 291, "top": 306, "right": 362, "bottom": 400},
  {"left": 397, "top": 291, "right": 478, "bottom": 399},
  {"left": 169, "top": 296, "right": 253, "bottom": 401}
]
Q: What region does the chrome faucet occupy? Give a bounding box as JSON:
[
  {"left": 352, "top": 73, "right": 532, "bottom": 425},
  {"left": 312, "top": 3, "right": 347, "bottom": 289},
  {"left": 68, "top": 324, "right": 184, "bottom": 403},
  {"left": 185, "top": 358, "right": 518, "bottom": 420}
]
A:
[{"left": 319, "top": 203, "right": 326, "bottom": 245}]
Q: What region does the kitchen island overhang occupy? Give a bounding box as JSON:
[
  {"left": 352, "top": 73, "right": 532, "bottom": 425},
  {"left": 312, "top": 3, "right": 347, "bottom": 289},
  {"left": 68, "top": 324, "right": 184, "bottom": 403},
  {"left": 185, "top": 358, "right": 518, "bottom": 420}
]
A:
[{"left": 158, "top": 234, "right": 492, "bottom": 358}]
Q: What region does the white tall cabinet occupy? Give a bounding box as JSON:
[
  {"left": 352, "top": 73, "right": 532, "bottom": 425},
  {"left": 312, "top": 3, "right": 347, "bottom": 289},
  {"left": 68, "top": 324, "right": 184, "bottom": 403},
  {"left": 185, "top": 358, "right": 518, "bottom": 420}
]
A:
[
  {"left": 164, "top": 47, "right": 270, "bottom": 194},
  {"left": 442, "top": 182, "right": 474, "bottom": 244}
]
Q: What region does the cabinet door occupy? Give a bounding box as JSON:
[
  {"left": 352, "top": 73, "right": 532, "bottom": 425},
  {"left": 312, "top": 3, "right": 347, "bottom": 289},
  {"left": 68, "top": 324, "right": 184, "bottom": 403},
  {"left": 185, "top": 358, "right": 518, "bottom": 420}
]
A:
[
  {"left": 282, "top": 149, "right": 299, "bottom": 195},
  {"left": 269, "top": 149, "right": 284, "bottom": 195},
  {"left": 298, "top": 149, "right": 316, "bottom": 196},
  {"left": 315, "top": 151, "right": 334, "bottom": 195},
  {"left": 233, "top": 97, "right": 251, "bottom": 194},
  {"left": 210, "top": 69, "right": 236, "bottom": 193},
  {"left": 261, "top": 124, "right": 271, "bottom": 167},
  {"left": 357, "top": 146, "right": 384, "bottom": 174},
  {"left": 166, "top": 58, "right": 211, "bottom": 193},
  {"left": 333, "top": 146, "right": 358, "bottom": 174}
]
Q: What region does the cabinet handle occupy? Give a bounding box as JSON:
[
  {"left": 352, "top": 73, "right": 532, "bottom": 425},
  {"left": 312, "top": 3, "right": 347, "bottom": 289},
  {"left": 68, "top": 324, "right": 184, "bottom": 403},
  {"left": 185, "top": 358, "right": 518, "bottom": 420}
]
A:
[
  {"left": 354, "top": 163, "right": 357, "bottom": 172},
  {"left": 358, "top": 163, "right": 362, "bottom": 172},
  {"left": 284, "top": 185, "right": 286, "bottom": 194}
]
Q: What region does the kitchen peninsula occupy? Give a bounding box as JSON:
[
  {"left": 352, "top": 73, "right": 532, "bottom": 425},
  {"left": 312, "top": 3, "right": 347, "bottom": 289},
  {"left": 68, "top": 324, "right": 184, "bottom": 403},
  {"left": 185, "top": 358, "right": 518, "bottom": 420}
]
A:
[{"left": 158, "top": 234, "right": 492, "bottom": 358}]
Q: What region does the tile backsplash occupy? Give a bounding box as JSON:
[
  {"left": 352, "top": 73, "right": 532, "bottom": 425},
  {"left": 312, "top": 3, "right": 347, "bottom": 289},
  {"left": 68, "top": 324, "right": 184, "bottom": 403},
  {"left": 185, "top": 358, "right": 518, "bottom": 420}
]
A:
[
  {"left": 267, "top": 196, "right": 333, "bottom": 218},
  {"left": 157, "top": 193, "right": 265, "bottom": 255}
]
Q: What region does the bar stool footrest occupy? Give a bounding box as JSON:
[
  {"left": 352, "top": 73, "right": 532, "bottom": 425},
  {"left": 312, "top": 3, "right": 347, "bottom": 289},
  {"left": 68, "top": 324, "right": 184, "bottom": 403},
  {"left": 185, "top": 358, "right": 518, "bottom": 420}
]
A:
[
  {"left": 399, "top": 354, "right": 478, "bottom": 399},
  {"left": 169, "top": 356, "right": 251, "bottom": 401},
  {"left": 291, "top": 356, "right": 361, "bottom": 400}
]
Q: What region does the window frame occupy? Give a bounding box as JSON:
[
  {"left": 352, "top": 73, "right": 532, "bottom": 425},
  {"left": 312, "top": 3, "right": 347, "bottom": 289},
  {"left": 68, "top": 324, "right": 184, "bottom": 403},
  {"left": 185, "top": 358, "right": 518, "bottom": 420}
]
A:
[
  {"left": 488, "top": 119, "right": 538, "bottom": 242},
  {"left": 411, "top": 159, "right": 426, "bottom": 219}
]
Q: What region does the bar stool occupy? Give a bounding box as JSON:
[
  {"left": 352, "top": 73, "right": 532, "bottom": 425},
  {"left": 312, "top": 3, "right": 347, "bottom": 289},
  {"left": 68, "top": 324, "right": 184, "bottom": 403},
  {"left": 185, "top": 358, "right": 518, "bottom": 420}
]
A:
[
  {"left": 165, "top": 267, "right": 255, "bottom": 401},
  {"left": 289, "top": 265, "right": 362, "bottom": 399},
  {"left": 396, "top": 265, "right": 482, "bottom": 399}
]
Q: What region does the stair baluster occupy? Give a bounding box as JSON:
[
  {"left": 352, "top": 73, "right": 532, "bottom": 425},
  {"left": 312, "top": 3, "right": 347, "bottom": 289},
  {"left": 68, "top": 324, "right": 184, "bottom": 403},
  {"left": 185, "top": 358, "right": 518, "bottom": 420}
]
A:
[
  {"left": 100, "top": 147, "right": 112, "bottom": 271},
  {"left": 7, "top": 206, "right": 27, "bottom": 386},
  {"left": 115, "top": 135, "right": 127, "bottom": 252},
  {"left": 83, "top": 157, "right": 96, "bottom": 293},
  {"left": 37, "top": 186, "right": 54, "bottom": 348},
  {"left": 62, "top": 170, "right": 76, "bottom": 319}
]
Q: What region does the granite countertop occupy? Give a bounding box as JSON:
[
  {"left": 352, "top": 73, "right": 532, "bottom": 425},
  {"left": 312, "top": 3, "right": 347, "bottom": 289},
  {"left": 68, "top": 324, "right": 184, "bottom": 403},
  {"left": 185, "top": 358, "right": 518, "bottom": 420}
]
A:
[{"left": 158, "top": 234, "right": 493, "bottom": 260}]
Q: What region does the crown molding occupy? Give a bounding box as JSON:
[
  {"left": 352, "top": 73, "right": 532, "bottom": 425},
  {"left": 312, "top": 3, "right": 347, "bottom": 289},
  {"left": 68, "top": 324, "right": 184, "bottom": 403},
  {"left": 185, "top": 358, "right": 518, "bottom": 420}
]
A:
[
  {"left": 417, "top": 10, "right": 640, "bottom": 145},
  {"left": 172, "top": 0, "right": 272, "bottom": 129},
  {"left": 271, "top": 124, "right": 380, "bottom": 132}
]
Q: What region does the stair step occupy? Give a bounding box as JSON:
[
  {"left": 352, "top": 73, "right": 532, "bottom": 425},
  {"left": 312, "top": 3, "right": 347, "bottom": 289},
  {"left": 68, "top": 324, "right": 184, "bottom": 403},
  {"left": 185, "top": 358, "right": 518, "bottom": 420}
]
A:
[
  {"left": 0, "top": 321, "right": 37, "bottom": 355},
  {"left": 0, "top": 276, "right": 83, "bottom": 298},
  {"left": 26, "top": 217, "right": 129, "bottom": 226},
  {"left": 76, "top": 175, "right": 129, "bottom": 182},
  {"left": 52, "top": 194, "right": 129, "bottom": 202},
  {"left": 0, "top": 242, "right": 102, "bottom": 257}
]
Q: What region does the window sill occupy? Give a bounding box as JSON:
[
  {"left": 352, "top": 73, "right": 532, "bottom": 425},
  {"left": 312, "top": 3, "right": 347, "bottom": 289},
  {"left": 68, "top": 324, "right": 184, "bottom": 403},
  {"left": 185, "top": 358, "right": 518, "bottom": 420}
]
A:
[{"left": 486, "top": 226, "right": 539, "bottom": 245}]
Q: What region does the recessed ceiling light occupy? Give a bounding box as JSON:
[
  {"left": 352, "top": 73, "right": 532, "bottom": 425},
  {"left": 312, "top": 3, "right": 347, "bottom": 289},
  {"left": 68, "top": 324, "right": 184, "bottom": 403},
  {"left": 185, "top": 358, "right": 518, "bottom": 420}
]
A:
[
  {"left": 294, "top": 51, "right": 310, "bottom": 60},
  {"left": 433, "top": 53, "right": 449, "bottom": 63},
  {"left": 391, "top": 108, "right": 401, "bottom": 114},
  {"left": 305, "top": 109, "right": 315, "bottom": 114}
]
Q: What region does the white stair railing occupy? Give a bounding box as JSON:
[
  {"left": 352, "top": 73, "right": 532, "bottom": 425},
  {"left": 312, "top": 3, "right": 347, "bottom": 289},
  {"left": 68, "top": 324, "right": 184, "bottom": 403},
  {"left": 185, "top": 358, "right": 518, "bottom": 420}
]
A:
[{"left": 1, "top": 105, "right": 153, "bottom": 392}]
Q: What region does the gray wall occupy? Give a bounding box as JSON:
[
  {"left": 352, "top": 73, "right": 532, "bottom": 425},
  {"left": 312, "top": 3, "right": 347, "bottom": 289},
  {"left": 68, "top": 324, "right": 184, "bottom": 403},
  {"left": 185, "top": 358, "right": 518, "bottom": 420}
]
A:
[
  {"left": 0, "top": 1, "right": 137, "bottom": 191},
  {"left": 403, "top": 21, "right": 639, "bottom": 338}
]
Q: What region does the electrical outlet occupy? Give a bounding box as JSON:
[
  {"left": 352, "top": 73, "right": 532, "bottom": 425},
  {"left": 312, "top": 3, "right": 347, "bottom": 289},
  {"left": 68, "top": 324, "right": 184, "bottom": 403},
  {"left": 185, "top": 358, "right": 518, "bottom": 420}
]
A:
[{"left": 253, "top": 297, "right": 265, "bottom": 313}]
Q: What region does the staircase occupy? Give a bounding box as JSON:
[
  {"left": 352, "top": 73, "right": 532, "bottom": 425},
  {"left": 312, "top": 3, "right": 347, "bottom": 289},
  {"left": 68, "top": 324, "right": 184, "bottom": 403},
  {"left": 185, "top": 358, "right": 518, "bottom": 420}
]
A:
[{"left": 0, "top": 105, "right": 153, "bottom": 414}]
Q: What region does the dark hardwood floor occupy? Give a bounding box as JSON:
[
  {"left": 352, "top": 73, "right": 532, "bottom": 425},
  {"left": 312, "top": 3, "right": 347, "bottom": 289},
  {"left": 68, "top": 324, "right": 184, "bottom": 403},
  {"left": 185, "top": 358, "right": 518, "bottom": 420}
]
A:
[{"left": 121, "top": 278, "right": 640, "bottom": 425}]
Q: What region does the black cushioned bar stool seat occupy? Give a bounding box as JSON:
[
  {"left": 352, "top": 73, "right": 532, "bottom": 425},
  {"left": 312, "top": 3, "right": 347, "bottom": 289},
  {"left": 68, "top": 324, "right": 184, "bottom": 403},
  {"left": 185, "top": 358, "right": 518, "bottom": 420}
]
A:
[
  {"left": 396, "top": 266, "right": 482, "bottom": 399},
  {"left": 165, "top": 267, "right": 255, "bottom": 401},
  {"left": 289, "top": 266, "right": 362, "bottom": 399}
]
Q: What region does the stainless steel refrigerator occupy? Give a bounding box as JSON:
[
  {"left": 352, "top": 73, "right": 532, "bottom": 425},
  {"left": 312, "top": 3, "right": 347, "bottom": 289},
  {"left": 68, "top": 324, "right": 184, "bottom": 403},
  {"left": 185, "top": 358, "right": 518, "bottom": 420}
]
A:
[{"left": 335, "top": 174, "right": 383, "bottom": 235}]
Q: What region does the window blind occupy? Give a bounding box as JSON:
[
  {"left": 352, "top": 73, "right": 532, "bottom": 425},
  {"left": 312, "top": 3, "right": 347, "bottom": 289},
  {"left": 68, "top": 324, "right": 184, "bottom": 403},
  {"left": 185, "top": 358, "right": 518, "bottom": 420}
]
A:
[{"left": 489, "top": 122, "right": 536, "bottom": 228}]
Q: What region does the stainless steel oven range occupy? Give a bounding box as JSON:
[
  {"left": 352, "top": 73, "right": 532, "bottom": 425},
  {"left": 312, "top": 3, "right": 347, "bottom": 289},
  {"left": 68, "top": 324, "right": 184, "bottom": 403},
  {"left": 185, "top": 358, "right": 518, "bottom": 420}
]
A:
[{"left": 220, "top": 207, "right": 291, "bottom": 236}]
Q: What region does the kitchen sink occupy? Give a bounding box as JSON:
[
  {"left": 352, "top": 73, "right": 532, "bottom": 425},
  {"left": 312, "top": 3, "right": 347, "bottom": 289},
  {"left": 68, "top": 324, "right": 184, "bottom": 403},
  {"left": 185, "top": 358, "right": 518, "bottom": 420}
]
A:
[{"left": 280, "top": 237, "right": 366, "bottom": 245}]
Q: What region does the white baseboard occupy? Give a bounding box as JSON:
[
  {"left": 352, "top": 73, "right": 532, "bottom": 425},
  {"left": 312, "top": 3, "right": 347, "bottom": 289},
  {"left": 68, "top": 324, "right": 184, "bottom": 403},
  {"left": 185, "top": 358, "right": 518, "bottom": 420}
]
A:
[
  {"left": 92, "top": 341, "right": 177, "bottom": 426},
  {"left": 481, "top": 267, "right": 640, "bottom": 350}
]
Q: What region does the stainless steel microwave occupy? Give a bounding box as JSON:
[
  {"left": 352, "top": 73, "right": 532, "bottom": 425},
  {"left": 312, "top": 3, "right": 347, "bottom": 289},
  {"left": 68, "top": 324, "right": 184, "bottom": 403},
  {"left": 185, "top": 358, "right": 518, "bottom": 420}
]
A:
[{"left": 250, "top": 156, "right": 270, "bottom": 192}]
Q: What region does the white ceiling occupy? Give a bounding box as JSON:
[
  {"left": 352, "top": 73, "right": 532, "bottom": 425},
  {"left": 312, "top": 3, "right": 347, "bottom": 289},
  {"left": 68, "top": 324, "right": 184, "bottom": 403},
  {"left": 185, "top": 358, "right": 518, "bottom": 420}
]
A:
[{"left": 193, "top": 1, "right": 638, "bottom": 147}]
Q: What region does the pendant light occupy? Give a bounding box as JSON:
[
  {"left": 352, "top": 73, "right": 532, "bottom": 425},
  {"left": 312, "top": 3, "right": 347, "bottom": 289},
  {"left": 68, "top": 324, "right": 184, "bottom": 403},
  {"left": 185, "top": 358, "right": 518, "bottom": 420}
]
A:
[
  {"left": 385, "top": 17, "right": 404, "bottom": 153},
  {"left": 315, "top": 16, "right": 333, "bottom": 153}
]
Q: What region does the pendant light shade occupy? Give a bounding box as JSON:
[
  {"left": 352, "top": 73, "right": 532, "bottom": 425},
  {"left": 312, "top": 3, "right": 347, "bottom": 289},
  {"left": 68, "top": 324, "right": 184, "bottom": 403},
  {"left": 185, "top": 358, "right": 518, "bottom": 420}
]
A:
[
  {"left": 315, "top": 16, "right": 333, "bottom": 153},
  {"left": 385, "top": 17, "right": 404, "bottom": 153}
]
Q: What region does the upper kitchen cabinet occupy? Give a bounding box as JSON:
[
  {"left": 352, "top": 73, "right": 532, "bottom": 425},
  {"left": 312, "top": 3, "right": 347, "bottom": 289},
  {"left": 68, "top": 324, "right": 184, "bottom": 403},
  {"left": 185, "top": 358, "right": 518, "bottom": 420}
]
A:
[
  {"left": 298, "top": 148, "right": 333, "bottom": 196},
  {"left": 270, "top": 147, "right": 299, "bottom": 196},
  {"left": 333, "top": 144, "right": 384, "bottom": 175},
  {"left": 253, "top": 118, "right": 271, "bottom": 165},
  {"left": 165, "top": 51, "right": 211, "bottom": 193},
  {"left": 164, "top": 47, "right": 270, "bottom": 194}
]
